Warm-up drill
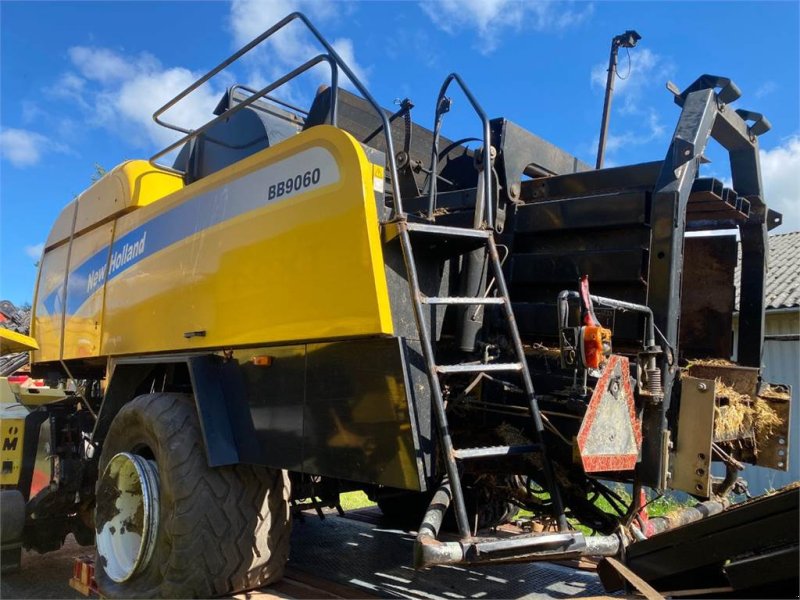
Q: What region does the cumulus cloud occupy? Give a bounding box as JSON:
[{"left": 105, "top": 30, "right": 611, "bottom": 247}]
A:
[
  {"left": 602, "top": 108, "right": 666, "bottom": 153},
  {"left": 591, "top": 48, "right": 675, "bottom": 115},
  {"left": 754, "top": 81, "right": 777, "bottom": 99},
  {"left": 26, "top": 0, "right": 367, "bottom": 160},
  {"left": 586, "top": 47, "right": 675, "bottom": 162},
  {"left": 24, "top": 243, "right": 44, "bottom": 261},
  {"left": 760, "top": 135, "right": 800, "bottom": 232},
  {"left": 51, "top": 47, "right": 222, "bottom": 149},
  {"left": 113, "top": 65, "right": 222, "bottom": 147},
  {"left": 68, "top": 46, "right": 143, "bottom": 83},
  {"left": 0, "top": 128, "right": 56, "bottom": 167},
  {"left": 228, "top": 0, "right": 368, "bottom": 92},
  {"left": 419, "top": 0, "right": 593, "bottom": 54}
]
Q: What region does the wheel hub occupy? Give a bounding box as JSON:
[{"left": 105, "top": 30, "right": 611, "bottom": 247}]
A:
[{"left": 95, "top": 452, "right": 160, "bottom": 583}]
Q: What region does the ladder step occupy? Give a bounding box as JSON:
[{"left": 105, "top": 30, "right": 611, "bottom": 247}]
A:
[
  {"left": 436, "top": 362, "right": 522, "bottom": 374},
  {"left": 422, "top": 296, "right": 505, "bottom": 305},
  {"left": 404, "top": 222, "right": 492, "bottom": 239},
  {"left": 453, "top": 444, "right": 541, "bottom": 459}
]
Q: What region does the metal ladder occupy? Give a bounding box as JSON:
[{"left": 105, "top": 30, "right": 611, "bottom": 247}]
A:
[{"left": 395, "top": 219, "right": 569, "bottom": 539}]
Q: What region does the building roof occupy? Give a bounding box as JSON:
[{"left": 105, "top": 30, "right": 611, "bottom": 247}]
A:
[{"left": 736, "top": 231, "right": 800, "bottom": 311}]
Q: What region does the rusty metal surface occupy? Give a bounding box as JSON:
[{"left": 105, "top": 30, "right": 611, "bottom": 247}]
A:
[
  {"left": 753, "top": 388, "right": 792, "bottom": 471},
  {"left": 577, "top": 355, "right": 641, "bottom": 472},
  {"left": 671, "top": 376, "right": 715, "bottom": 497},
  {"left": 679, "top": 236, "right": 737, "bottom": 359},
  {"left": 624, "top": 486, "right": 799, "bottom": 595},
  {"left": 686, "top": 364, "right": 759, "bottom": 395}
]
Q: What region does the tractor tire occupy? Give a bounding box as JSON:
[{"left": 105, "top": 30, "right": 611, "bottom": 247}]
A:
[{"left": 94, "top": 393, "right": 291, "bottom": 599}]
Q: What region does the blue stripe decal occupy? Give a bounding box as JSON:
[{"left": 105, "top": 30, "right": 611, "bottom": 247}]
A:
[
  {"left": 62, "top": 197, "right": 216, "bottom": 314},
  {"left": 49, "top": 145, "right": 340, "bottom": 318}
]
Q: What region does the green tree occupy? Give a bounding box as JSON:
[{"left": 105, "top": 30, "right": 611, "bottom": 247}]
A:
[{"left": 90, "top": 163, "right": 107, "bottom": 182}]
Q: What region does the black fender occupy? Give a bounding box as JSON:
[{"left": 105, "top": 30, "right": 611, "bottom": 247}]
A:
[{"left": 95, "top": 354, "right": 261, "bottom": 467}]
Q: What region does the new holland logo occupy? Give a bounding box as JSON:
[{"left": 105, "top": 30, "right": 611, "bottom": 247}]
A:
[{"left": 86, "top": 231, "right": 147, "bottom": 294}]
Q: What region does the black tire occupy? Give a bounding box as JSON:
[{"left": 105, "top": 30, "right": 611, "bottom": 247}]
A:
[{"left": 95, "top": 393, "right": 291, "bottom": 598}]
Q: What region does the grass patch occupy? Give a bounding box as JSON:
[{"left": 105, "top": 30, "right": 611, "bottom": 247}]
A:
[
  {"left": 512, "top": 485, "right": 695, "bottom": 533},
  {"left": 339, "top": 490, "right": 375, "bottom": 511},
  {"left": 336, "top": 486, "right": 695, "bottom": 531}
]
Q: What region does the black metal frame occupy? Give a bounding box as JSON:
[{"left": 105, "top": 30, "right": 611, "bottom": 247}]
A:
[
  {"left": 427, "top": 74, "right": 494, "bottom": 229},
  {"left": 640, "top": 75, "right": 771, "bottom": 487},
  {"left": 148, "top": 12, "right": 406, "bottom": 217}
]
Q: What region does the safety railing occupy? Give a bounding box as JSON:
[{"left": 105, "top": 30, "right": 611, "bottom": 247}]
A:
[
  {"left": 427, "top": 73, "right": 494, "bottom": 229},
  {"left": 148, "top": 12, "right": 405, "bottom": 217}
]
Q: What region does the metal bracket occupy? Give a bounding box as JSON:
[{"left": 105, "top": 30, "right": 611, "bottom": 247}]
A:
[{"left": 671, "top": 376, "right": 715, "bottom": 497}]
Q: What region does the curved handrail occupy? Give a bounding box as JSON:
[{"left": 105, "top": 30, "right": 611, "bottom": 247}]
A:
[
  {"left": 149, "top": 12, "right": 404, "bottom": 216},
  {"left": 427, "top": 73, "right": 493, "bottom": 229},
  {"left": 149, "top": 54, "right": 338, "bottom": 171}
]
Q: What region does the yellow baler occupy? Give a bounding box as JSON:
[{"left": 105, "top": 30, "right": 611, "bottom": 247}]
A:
[{"left": 6, "top": 11, "right": 793, "bottom": 600}]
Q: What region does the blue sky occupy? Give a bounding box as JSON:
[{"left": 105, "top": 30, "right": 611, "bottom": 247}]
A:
[{"left": 1, "top": 0, "right": 798, "bottom": 306}]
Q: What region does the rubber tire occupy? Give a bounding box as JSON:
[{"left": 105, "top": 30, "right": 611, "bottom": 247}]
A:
[{"left": 95, "top": 393, "right": 291, "bottom": 598}]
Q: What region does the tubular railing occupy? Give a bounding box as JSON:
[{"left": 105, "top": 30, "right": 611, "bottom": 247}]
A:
[
  {"left": 427, "top": 73, "right": 493, "bottom": 229},
  {"left": 149, "top": 54, "right": 338, "bottom": 169},
  {"left": 148, "top": 12, "right": 404, "bottom": 217}
]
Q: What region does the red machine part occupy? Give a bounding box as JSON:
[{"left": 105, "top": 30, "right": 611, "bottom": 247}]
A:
[
  {"left": 578, "top": 275, "right": 612, "bottom": 369},
  {"left": 577, "top": 354, "right": 642, "bottom": 472}
]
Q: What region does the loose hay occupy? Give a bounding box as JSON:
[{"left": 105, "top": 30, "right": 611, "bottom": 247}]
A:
[
  {"left": 714, "top": 380, "right": 752, "bottom": 441},
  {"left": 754, "top": 397, "right": 783, "bottom": 437},
  {"left": 760, "top": 384, "right": 791, "bottom": 401},
  {"left": 713, "top": 379, "right": 783, "bottom": 446},
  {"left": 686, "top": 358, "right": 737, "bottom": 368}
]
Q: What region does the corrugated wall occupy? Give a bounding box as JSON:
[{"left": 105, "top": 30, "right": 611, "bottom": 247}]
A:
[{"left": 732, "top": 310, "right": 800, "bottom": 493}]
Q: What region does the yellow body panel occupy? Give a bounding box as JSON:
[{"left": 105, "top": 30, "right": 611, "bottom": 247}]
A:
[
  {"left": 0, "top": 329, "right": 39, "bottom": 354},
  {"left": 45, "top": 161, "right": 183, "bottom": 250},
  {"left": 33, "top": 126, "right": 393, "bottom": 361},
  {"left": 33, "top": 161, "right": 184, "bottom": 363},
  {"left": 32, "top": 244, "right": 69, "bottom": 362},
  {"left": 62, "top": 224, "right": 115, "bottom": 359},
  {"left": 0, "top": 408, "right": 24, "bottom": 486}
]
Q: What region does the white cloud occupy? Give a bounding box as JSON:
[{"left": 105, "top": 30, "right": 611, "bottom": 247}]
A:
[
  {"left": 30, "top": 1, "right": 367, "bottom": 160},
  {"left": 330, "top": 37, "right": 370, "bottom": 89},
  {"left": 55, "top": 46, "right": 222, "bottom": 149},
  {"left": 760, "top": 135, "right": 800, "bottom": 232},
  {"left": 24, "top": 243, "right": 44, "bottom": 261},
  {"left": 228, "top": 0, "right": 367, "bottom": 94},
  {"left": 591, "top": 48, "right": 674, "bottom": 115},
  {"left": 754, "top": 81, "right": 777, "bottom": 99},
  {"left": 114, "top": 66, "right": 222, "bottom": 147},
  {"left": 68, "top": 46, "right": 143, "bottom": 83},
  {"left": 0, "top": 128, "right": 52, "bottom": 167},
  {"left": 602, "top": 108, "right": 666, "bottom": 153},
  {"left": 419, "top": 0, "right": 593, "bottom": 54},
  {"left": 230, "top": 0, "right": 311, "bottom": 64}
]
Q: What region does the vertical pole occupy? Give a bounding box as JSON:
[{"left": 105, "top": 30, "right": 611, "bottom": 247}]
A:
[{"left": 596, "top": 41, "right": 620, "bottom": 170}]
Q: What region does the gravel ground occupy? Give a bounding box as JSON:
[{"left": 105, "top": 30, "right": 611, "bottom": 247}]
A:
[{"left": 2, "top": 536, "right": 86, "bottom": 599}]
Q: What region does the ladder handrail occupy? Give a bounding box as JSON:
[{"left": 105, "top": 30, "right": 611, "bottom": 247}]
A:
[
  {"left": 148, "top": 12, "right": 404, "bottom": 216},
  {"left": 427, "top": 73, "right": 493, "bottom": 229}
]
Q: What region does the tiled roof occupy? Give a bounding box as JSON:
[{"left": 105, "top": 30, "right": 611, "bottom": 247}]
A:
[{"left": 736, "top": 231, "right": 800, "bottom": 311}]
